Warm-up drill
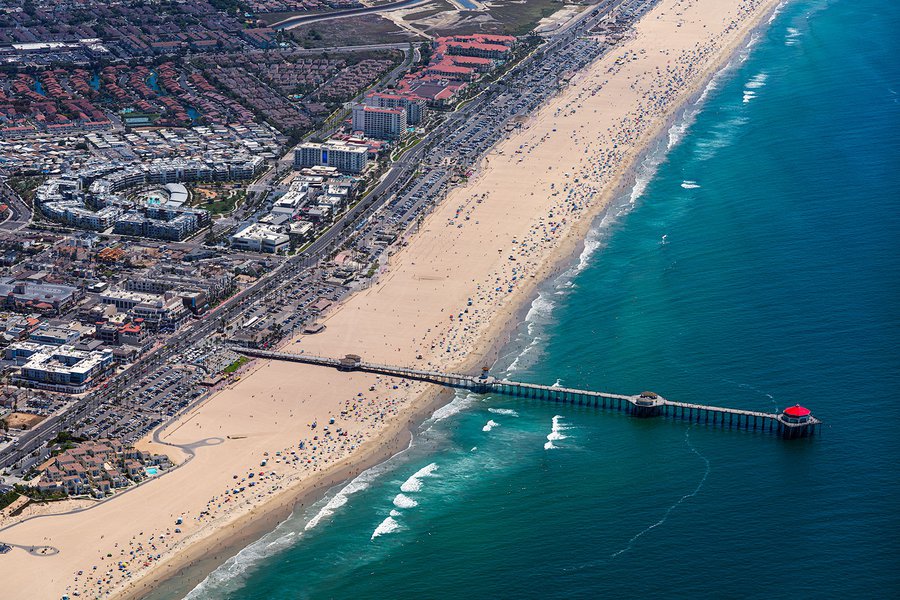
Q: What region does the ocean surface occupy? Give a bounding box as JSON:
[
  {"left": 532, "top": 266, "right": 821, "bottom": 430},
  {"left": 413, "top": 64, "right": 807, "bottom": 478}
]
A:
[{"left": 179, "top": 0, "right": 900, "bottom": 597}]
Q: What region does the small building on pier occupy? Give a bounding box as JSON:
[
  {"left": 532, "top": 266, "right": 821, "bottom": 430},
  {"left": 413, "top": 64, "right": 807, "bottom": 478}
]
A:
[
  {"left": 776, "top": 404, "right": 816, "bottom": 438},
  {"left": 338, "top": 354, "right": 361, "bottom": 371},
  {"left": 632, "top": 391, "right": 664, "bottom": 417}
]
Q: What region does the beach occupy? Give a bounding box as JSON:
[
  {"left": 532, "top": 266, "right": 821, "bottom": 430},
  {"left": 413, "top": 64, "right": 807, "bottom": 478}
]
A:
[{"left": 0, "top": 1, "right": 786, "bottom": 598}]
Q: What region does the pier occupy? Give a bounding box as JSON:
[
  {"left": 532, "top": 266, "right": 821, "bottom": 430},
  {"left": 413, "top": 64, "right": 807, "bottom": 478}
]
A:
[{"left": 232, "top": 348, "right": 821, "bottom": 438}]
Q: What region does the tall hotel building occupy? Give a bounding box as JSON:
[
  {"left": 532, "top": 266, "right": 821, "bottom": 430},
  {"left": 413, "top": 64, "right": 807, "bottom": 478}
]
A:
[{"left": 351, "top": 104, "right": 407, "bottom": 140}]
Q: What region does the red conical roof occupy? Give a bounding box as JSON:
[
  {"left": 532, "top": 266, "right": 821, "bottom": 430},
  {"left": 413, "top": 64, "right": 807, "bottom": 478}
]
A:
[{"left": 783, "top": 404, "right": 811, "bottom": 417}]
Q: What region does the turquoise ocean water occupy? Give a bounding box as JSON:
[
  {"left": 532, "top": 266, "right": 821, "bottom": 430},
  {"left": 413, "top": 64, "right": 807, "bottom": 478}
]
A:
[{"left": 182, "top": 0, "right": 900, "bottom": 597}]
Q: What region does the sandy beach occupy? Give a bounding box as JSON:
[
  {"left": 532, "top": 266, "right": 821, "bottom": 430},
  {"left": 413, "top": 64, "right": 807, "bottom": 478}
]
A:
[{"left": 0, "top": 1, "right": 785, "bottom": 598}]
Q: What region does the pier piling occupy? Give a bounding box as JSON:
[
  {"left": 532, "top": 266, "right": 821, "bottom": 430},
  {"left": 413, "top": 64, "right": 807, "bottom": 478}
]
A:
[{"left": 232, "top": 347, "right": 820, "bottom": 439}]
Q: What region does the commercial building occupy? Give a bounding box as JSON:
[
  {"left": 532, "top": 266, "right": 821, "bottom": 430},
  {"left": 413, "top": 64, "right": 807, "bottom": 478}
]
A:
[
  {"left": 0, "top": 278, "right": 80, "bottom": 315},
  {"left": 230, "top": 223, "right": 290, "bottom": 254},
  {"left": 294, "top": 141, "right": 369, "bottom": 174},
  {"left": 442, "top": 34, "right": 516, "bottom": 60},
  {"left": 350, "top": 104, "right": 407, "bottom": 140},
  {"left": 28, "top": 324, "right": 81, "bottom": 346},
  {"left": 425, "top": 63, "right": 478, "bottom": 82},
  {"left": 100, "top": 289, "right": 190, "bottom": 332},
  {"left": 124, "top": 273, "right": 233, "bottom": 310},
  {"left": 8, "top": 342, "right": 114, "bottom": 394}
]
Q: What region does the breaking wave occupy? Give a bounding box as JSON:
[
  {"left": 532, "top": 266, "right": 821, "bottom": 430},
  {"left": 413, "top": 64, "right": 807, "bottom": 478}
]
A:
[
  {"left": 544, "top": 415, "right": 569, "bottom": 450},
  {"left": 392, "top": 493, "right": 418, "bottom": 509},
  {"left": 488, "top": 408, "right": 519, "bottom": 417},
  {"left": 430, "top": 393, "right": 479, "bottom": 422},
  {"left": 400, "top": 462, "right": 439, "bottom": 493},
  {"left": 371, "top": 516, "right": 400, "bottom": 540},
  {"left": 185, "top": 460, "right": 388, "bottom": 599},
  {"left": 785, "top": 26, "right": 801, "bottom": 46}
]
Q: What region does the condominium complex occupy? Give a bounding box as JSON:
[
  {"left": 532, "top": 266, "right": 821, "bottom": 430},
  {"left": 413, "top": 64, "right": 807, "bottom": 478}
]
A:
[
  {"left": 35, "top": 155, "right": 262, "bottom": 239},
  {"left": 113, "top": 205, "right": 210, "bottom": 241}
]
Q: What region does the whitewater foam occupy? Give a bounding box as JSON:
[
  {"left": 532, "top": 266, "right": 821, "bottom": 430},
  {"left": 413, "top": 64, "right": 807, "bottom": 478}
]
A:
[
  {"left": 184, "top": 440, "right": 402, "bottom": 598},
  {"left": 742, "top": 32, "right": 761, "bottom": 60},
  {"left": 371, "top": 516, "right": 400, "bottom": 540},
  {"left": 482, "top": 419, "right": 500, "bottom": 432},
  {"left": 544, "top": 415, "right": 568, "bottom": 450},
  {"left": 430, "top": 393, "right": 478, "bottom": 423},
  {"left": 768, "top": 1, "right": 786, "bottom": 24},
  {"left": 304, "top": 464, "right": 384, "bottom": 532},
  {"left": 745, "top": 72, "right": 768, "bottom": 89},
  {"left": 488, "top": 408, "right": 519, "bottom": 417},
  {"left": 506, "top": 334, "right": 542, "bottom": 373},
  {"left": 393, "top": 493, "right": 418, "bottom": 509},
  {"left": 524, "top": 292, "right": 556, "bottom": 338},
  {"left": 400, "top": 462, "right": 439, "bottom": 493},
  {"left": 574, "top": 224, "right": 604, "bottom": 273},
  {"left": 680, "top": 180, "right": 701, "bottom": 189},
  {"left": 785, "top": 26, "right": 801, "bottom": 45},
  {"left": 695, "top": 116, "right": 750, "bottom": 161}
]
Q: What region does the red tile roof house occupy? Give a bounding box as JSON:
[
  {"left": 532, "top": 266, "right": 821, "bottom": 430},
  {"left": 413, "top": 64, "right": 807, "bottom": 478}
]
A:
[
  {"left": 445, "top": 40, "right": 512, "bottom": 60},
  {"left": 56, "top": 455, "right": 78, "bottom": 475},
  {"left": 448, "top": 55, "right": 494, "bottom": 72},
  {"left": 425, "top": 61, "right": 477, "bottom": 82}
]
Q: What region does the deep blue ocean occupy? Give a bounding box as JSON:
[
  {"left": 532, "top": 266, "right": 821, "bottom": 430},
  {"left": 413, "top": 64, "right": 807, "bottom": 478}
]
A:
[{"left": 183, "top": 0, "right": 900, "bottom": 597}]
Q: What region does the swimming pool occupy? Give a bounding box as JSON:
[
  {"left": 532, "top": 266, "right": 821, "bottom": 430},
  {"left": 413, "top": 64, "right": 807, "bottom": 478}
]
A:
[{"left": 145, "top": 467, "right": 159, "bottom": 476}]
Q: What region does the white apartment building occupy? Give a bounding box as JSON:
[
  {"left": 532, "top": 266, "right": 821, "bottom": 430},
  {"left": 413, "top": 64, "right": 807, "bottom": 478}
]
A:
[
  {"left": 364, "top": 91, "right": 426, "bottom": 125},
  {"left": 350, "top": 104, "right": 407, "bottom": 140},
  {"left": 294, "top": 141, "right": 369, "bottom": 174}
]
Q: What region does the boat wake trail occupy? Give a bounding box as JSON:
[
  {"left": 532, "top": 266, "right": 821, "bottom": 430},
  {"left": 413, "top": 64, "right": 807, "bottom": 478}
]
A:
[
  {"left": 722, "top": 377, "right": 778, "bottom": 409},
  {"left": 610, "top": 429, "right": 710, "bottom": 558}
]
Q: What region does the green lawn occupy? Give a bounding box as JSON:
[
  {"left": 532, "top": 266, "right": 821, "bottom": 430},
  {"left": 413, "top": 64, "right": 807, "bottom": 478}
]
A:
[
  {"left": 223, "top": 356, "right": 249, "bottom": 374},
  {"left": 0, "top": 489, "right": 19, "bottom": 510},
  {"left": 196, "top": 189, "right": 245, "bottom": 215}
]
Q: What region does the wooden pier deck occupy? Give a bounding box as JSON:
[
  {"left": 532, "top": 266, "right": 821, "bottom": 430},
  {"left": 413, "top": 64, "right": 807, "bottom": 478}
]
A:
[{"left": 232, "top": 348, "right": 820, "bottom": 438}]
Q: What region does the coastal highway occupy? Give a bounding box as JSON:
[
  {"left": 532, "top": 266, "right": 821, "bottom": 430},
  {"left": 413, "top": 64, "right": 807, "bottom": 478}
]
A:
[
  {"left": 278, "top": 43, "right": 416, "bottom": 55},
  {"left": 0, "top": 0, "right": 631, "bottom": 472},
  {"left": 297, "top": 0, "right": 623, "bottom": 261},
  {"left": 271, "top": 0, "right": 429, "bottom": 30},
  {"left": 0, "top": 180, "right": 33, "bottom": 233}
]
